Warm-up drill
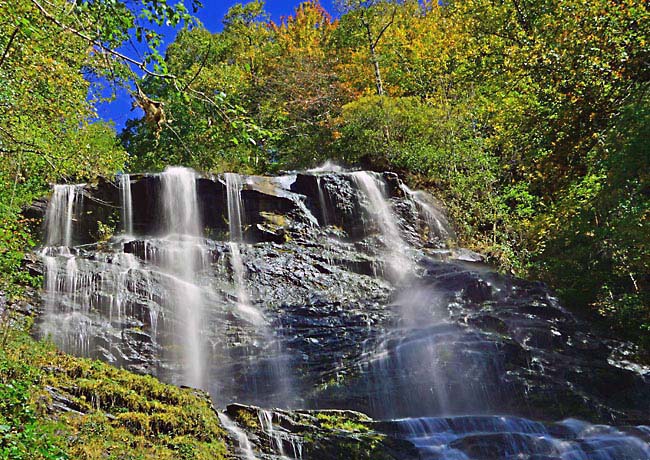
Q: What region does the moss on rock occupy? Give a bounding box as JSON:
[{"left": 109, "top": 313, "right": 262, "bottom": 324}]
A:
[{"left": 0, "top": 323, "right": 228, "bottom": 460}]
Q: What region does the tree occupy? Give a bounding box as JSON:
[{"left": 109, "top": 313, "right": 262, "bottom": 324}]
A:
[
  {"left": 336, "top": 0, "right": 400, "bottom": 96},
  {"left": 0, "top": 0, "right": 200, "bottom": 295},
  {"left": 261, "top": 1, "right": 354, "bottom": 164}
]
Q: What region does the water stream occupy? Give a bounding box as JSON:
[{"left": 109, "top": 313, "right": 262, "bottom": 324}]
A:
[
  {"left": 224, "top": 172, "right": 265, "bottom": 326},
  {"left": 393, "top": 415, "right": 650, "bottom": 460},
  {"left": 218, "top": 412, "right": 259, "bottom": 460},
  {"left": 119, "top": 173, "right": 133, "bottom": 235},
  {"left": 44, "top": 184, "right": 82, "bottom": 247},
  {"left": 158, "top": 166, "right": 206, "bottom": 388},
  {"left": 351, "top": 171, "right": 413, "bottom": 280}
]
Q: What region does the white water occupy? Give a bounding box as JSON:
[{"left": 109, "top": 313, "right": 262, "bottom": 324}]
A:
[
  {"left": 307, "top": 160, "right": 343, "bottom": 173},
  {"left": 224, "top": 173, "right": 265, "bottom": 326},
  {"left": 159, "top": 166, "right": 205, "bottom": 388},
  {"left": 44, "top": 184, "right": 82, "bottom": 247},
  {"left": 316, "top": 177, "right": 330, "bottom": 226},
  {"left": 394, "top": 415, "right": 650, "bottom": 460},
  {"left": 258, "top": 409, "right": 303, "bottom": 459},
  {"left": 402, "top": 185, "right": 453, "bottom": 242},
  {"left": 38, "top": 248, "right": 150, "bottom": 360},
  {"left": 161, "top": 167, "right": 201, "bottom": 237},
  {"left": 352, "top": 171, "right": 412, "bottom": 280},
  {"left": 218, "top": 412, "right": 259, "bottom": 460},
  {"left": 119, "top": 174, "right": 133, "bottom": 235}
]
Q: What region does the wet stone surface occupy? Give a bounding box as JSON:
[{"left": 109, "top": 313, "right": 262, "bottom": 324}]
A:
[{"left": 29, "top": 168, "right": 650, "bottom": 459}]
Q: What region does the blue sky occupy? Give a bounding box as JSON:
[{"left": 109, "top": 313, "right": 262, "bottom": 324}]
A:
[{"left": 97, "top": 1, "right": 337, "bottom": 130}]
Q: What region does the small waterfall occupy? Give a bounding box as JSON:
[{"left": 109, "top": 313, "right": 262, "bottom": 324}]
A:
[
  {"left": 316, "top": 177, "right": 330, "bottom": 226},
  {"left": 224, "top": 173, "right": 265, "bottom": 326},
  {"left": 44, "top": 184, "right": 82, "bottom": 247},
  {"left": 159, "top": 166, "right": 205, "bottom": 388},
  {"left": 352, "top": 171, "right": 412, "bottom": 280},
  {"left": 224, "top": 173, "right": 298, "bottom": 408},
  {"left": 119, "top": 174, "right": 133, "bottom": 235},
  {"left": 218, "top": 412, "right": 259, "bottom": 460},
  {"left": 258, "top": 409, "right": 303, "bottom": 459},
  {"left": 225, "top": 172, "right": 244, "bottom": 243},
  {"left": 161, "top": 167, "right": 201, "bottom": 237},
  {"left": 401, "top": 185, "right": 453, "bottom": 243}
]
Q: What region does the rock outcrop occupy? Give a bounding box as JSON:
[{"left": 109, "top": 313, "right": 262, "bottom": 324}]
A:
[{"left": 30, "top": 167, "right": 650, "bottom": 459}]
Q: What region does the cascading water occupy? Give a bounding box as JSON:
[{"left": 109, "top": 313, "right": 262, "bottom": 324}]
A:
[
  {"left": 391, "top": 415, "right": 650, "bottom": 460},
  {"left": 316, "top": 177, "right": 330, "bottom": 226},
  {"left": 34, "top": 166, "right": 650, "bottom": 460},
  {"left": 401, "top": 184, "right": 453, "bottom": 243},
  {"left": 224, "top": 172, "right": 265, "bottom": 326},
  {"left": 44, "top": 184, "right": 82, "bottom": 247},
  {"left": 351, "top": 171, "right": 412, "bottom": 280},
  {"left": 158, "top": 166, "right": 206, "bottom": 388},
  {"left": 258, "top": 409, "right": 303, "bottom": 460},
  {"left": 218, "top": 412, "right": 259, "bottom": 460},
  {"left": 119, "top": 173, "right": 133, "bottom": 235},
  {"left": 224, "top": 172, "right": 299, "bottom": 410}
]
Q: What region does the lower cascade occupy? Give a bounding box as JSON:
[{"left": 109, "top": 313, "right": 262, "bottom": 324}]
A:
[{"left": 30, "top": 166, "right": 650, "bottom": 459}]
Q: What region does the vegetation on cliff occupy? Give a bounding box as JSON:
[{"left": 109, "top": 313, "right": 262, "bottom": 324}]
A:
[{"left": 0, "top": 309, "right": 228, "bottom": 459}]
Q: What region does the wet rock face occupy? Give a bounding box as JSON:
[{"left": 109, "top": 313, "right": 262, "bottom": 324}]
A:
[
  {"left": 30, "top": 167, "right": 650, "bottom": 459},
  {"left": 224, "top": 403, "right": 419, "bottom": 460}
]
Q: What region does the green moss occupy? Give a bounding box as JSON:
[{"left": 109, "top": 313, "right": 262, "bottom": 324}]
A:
[
  {"left": 0, "top": 325, "right": 229, "bottom": 460},
  {"left": 316, "top": 412, "right": 371, "bottom": 433},
  {"left": 231, "top": 407, "right": 259, "bottom": 431}
]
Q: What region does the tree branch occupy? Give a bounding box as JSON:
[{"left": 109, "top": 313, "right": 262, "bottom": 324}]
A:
[
  {"left": 181, "top": 42, "right": 212, "bottom": 93},
  {"left": 30, "top": 0, "right": 175, "bottom": 80},
  {"left": 372, "top": 4, "right": 397, "bottom": 50},
  {"left": 0, "top": 27, "right": 20, "bottom": 70}
]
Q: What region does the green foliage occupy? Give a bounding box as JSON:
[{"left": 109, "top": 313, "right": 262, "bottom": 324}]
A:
[
  {"left": 534, "top": 96, "right": 650, "bottom": 344},
  {"left": 0, "top": 323, "right": 228, "bottom": 460}
]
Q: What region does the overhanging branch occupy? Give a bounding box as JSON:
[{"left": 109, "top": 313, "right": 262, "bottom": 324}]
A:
[{"left": 31, "top": 0, "right": 176, "bottom": 80}]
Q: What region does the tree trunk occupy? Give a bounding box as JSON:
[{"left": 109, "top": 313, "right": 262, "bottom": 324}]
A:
[{"left": 369, "top": 43, "right": 384, "bottom": 96}]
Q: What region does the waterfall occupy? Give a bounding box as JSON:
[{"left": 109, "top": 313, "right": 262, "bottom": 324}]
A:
[
  {"left": 316, "top": 177, "right": 330, "bottom": 226},
  {"left": 352, "top": 171, "right": 412, "bottom": 280},
  {"left": 224, "top": 173, "right": 265, "bottom": 326},
  {"left": 119, "top": 174, "right": 133, "bottom": 235},
  {"left": 225, "top": 172, "right": 244, "bottom": 242},
  {"left": 34, "top": 166, "right": 650, "bottom": 460},
  {"left": 218, "top": 412, "right": 259, "bottom": 460},
  {"left": 224, "top": 173, "right": 298, "bottom": 408},
  {"left": 401, "top": 185, "right": 453, "bottom": 242},
  {"left": 258, "top": 409, "right": 303, "bottom": 459},
  {"left": 44, "top": 184, "right": 82, "bottom": 247},
  {"left": 161, "top": 167, "right": 201, "bottom": 237},
  {"left": 159, "top": 166, "right": 205, "bottom": 388}
]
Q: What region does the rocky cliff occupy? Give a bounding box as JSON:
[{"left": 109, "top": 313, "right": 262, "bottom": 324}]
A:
[{"left": 27, "top": 166, "right": 650, "bottom": 459}]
